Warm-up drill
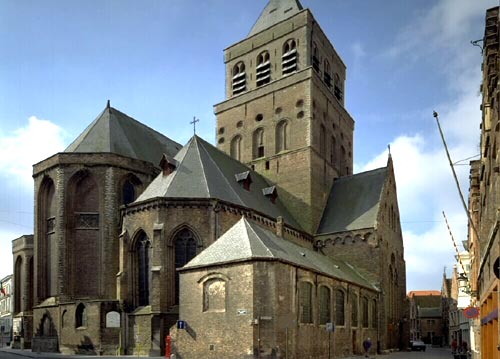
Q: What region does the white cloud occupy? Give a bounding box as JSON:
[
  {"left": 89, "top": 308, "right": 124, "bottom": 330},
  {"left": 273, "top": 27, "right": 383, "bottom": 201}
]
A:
[{"left": 0, "top": 116, "right": 67, "bottom": 186}]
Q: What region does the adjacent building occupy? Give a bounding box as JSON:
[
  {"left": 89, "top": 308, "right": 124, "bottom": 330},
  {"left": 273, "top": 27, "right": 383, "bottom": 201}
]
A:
[
  {"left": 408, "top": 291, "right": 442, "bottom": 345},
  {"left": 0, "top": 274, "right": 13, "bottom": 347}
]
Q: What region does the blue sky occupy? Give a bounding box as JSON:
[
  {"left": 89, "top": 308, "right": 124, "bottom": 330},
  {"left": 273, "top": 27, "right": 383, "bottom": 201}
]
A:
[{"left": 0, "top": 0, "right": 496, "bottom": 290}]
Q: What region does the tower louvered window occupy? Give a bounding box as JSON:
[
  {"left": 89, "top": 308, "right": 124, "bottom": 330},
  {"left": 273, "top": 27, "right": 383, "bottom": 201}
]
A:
[
  {"left": 334, "top": 73, "right": 343, "bottom": 101},
  {"left": 256, "top": 51, "right": 271, "bottom": 86},
  {"left": 232, "top": 62, "right": 246, "bottom": 95},
  {"left": 282, "top": 39, "right": 297, "bottom": 75},
  {"left": 312, "top": 43, "right": 320, "bottom": 72},
  {"left": 324, "top": 60, "right": 332, "bottom": 87}
]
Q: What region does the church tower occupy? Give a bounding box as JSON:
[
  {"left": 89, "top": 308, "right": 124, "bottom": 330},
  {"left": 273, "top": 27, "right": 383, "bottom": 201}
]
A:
[{"left": 214, "top": 0, "right": 355, "bottom": 233}]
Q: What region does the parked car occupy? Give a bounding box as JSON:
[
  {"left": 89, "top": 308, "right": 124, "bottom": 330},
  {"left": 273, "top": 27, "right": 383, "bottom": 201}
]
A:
[{"left": 410, "top": 340, "right": 426, "bottom": 351}]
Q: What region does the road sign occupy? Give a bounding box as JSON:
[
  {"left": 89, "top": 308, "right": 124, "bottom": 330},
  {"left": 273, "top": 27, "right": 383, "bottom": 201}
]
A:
[
  {"left": 177, "top": 320, "right": 186, "bottom": 329},
  {"left": 464, "top": 307, "right": 480, "bottom": 319}
]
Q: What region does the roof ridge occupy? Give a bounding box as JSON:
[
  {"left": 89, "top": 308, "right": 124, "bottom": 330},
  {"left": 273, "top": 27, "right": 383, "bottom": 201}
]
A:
[
  {"left": 337, "top": 166, "right": 387, "bottom": 181},
  {"left": 243, "top": 218, "right": 275, "bottom": 258},
  {"left": 195, "top": 137, "right": 246, "bottom": 205}
]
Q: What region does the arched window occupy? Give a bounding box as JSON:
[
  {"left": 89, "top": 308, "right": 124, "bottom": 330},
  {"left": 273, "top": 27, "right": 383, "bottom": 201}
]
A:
[
  {"left": 61, "top": 310, "right": 67, "bottom": 328},
  {"left": 282, "top": 39, "right": 297, "bottom": 75},
  {"left": 174, "top": 228, "right": 198, "bottom": 304},
  {"left": 371, "top": 299, "right": 378, "bottom": 328},
  {"left": 299, "top": 282, "right": 313, "bottom": 323},
  {"left": 39, "top": 177, "right": 56, "bottom": 299},
  {"left": 253, "top": 128, "right": 265, "bottom": 159},
  {"left": 351, "top": 293, "right": 358, "bottom": 327},
  {"left": 319, "top": 286, "right": 331, "bottom": 325},
  {"left": 276, "top": 120, "right": 289, "bottom": 153},
  {"left": 232, "top": 62, "right": 246, "bottom": 95},
  {"left": 75, "top": 303, "right": 87, "bottom": 328},
  {"left": 14, "top": 256, "right": 22, "bottom": 313},
  {"left": 256, "top": 51, "right": 271, "bottom": 86},
  {"left": 203, "top": 278, "right": 226, "bottom": 312},
  {"left": 69, "top": 171, "right": 100, "bottom": 297},
  {"left": 362, "top": 296, "right": 369, "bottom": 328},
  {"left": 230, "top": 135, "right": 242, "bottom": 161},
  {"left": 40, "top": 314, "right": 56, "bottom": 336},
  {"left": 320, "top": 124, "right": 326, "bottom": 157},
  {"left": 135, "top": 231, "right": 151, "bottom": 307},
  {"left": 122, "top": 175, "right": 142, "bottom": 205},
  {"left": 335, "top": 289, "right": 345, "bottom": 326},
  {"left": 341, "top": 146, "right": 347, "bottom": 175},
  {"left": 330, "top": 136, "right": 336, "bottom": 166}
]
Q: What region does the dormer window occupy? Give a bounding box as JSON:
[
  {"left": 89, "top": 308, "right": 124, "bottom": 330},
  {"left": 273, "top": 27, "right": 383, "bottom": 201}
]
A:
[
  {"left": 262, "top": 186, "right": 278, "bottom": 204},
  {"left": 235, "top": 171, "right": 252, "bottom": 191},
  {"left": 232, "top": 62, "right": 246, "bottom": 95},
  {"left": 282, "top": 39, "right": 297, "bottom": 75},
  {"left": 159, "top": 153, "right": 177, "bottom": 176},
  {"left": 256, "top": 51, "right": 271, "bottom": 87}
]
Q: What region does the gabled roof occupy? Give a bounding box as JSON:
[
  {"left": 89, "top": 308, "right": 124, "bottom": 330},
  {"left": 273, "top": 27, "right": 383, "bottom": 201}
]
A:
[
  {"left": 65, "top": 103, "right": 182, "bottom": 165},
  {"left": 317, "top": 167, "right": 388, "bottom": 235},
  {"left": 136, "top": 136, "right": 301, "bottom": 229},
  {"left": 248, "top": 0, "right": 304, "bottom": 37},
  {"left": 182, "top": 217, "right": 378, "bottom": 291}
]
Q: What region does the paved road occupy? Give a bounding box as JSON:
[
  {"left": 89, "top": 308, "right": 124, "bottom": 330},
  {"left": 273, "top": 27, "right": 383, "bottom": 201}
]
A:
[{"left": 0, "top": 346, "right": 455, "bottom": 359}]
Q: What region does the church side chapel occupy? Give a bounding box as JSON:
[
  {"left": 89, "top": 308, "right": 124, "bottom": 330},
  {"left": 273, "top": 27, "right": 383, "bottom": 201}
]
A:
[{"left": 12, "top": 0, "right": 407, "bottom": 358}]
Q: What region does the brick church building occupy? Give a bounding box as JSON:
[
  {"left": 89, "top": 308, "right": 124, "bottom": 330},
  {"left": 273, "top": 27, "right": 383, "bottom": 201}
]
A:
[{"left": 12, "top": 0, "right": 407, "bottom": 357}]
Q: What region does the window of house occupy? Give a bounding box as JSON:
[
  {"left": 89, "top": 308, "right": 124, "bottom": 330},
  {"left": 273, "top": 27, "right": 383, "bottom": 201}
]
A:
[
  {"left": 256, "top": 51, "right": 271, "bottom": 86},
  {"left": 203, "top": 278, "right": 226, "bottom": 312},
  {"left": 362, "top": 297, "right": 369, "bottom": 328},
  {"left": 276, "top": 120, "right": 289, "bottom": 153},
  {"left": 75, "top": 303, "right": 87, "bottom": 328},
  {"left": 319, "top": 286, "right": 331, "bottom": 325},
  {"left": 232, "top": 62, "right": 246, "bottom": 95},
  {"left": 299, "top": 281, "right": 313, "bottom": 323},
  {"left": 230, "top": 135, "right": 242, "bottom": 161},
  {"left": 282, "top": 39, "right": 298, "bottom": 75},
  {"left": 253, "top": 128, "right": 265, "bottom": 159},
  {"left": 335, "top": 289, "right": 345, "bottom": 326},
  {"left": 351, "top": 293, "right": 358, "bottom": 327},
  {"left": 174, "top": 228, "right": 198, "bottom": 304}
]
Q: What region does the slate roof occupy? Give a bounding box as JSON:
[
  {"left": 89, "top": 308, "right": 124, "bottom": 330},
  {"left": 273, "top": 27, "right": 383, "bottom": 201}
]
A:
[
  {"left": 419, "top": 307, "right": 442, "bottom": 318},
  {"left": 65, "top": 104, "right": 182, "bottom": 165},
  {"left": 182, "top": 217, "right": 378, "bottom": 291},
  {"left": 248, "top": 0, "right": 304, "bottom": 37},
  {"left": 136, "top": 136, "right": 301, "bottom": 229},
  {"left": 317, "top": 167, "right": 388, "bottom": 235}
]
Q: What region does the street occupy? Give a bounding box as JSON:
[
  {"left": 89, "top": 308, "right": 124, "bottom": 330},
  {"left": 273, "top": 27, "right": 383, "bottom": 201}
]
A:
[{"left": 0, "top": 346, "right": 456, "bottom": 359}]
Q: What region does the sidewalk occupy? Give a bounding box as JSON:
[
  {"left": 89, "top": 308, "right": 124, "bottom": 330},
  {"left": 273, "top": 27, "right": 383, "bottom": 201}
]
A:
[{"left": 0, "top": 347, "right": 165, "bottom": 359}]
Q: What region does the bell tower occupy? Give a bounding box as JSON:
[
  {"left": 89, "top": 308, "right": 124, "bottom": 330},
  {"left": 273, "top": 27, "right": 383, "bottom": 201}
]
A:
[{"left": 214, "top": 0, "right": 354, "bottom": 233}]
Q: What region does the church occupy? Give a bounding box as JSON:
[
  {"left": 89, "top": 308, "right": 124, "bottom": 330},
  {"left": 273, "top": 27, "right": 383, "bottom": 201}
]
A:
[{"left": 12, "top": 0, "right": 407, "bottom": 358}]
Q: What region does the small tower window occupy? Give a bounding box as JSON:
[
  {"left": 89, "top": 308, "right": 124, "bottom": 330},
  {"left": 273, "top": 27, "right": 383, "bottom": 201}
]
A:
[
  {"left": 262, "top": 185, "right": 278, "bottom": 204},
  {"left": 276, "top": 120, "right": 289, "bottom": 153},
  {"left": 230, "top": 135, "right": 242, "bottom": 161},
  {"left": 282, "top": 39, "right": 298, "bottom": 75},
  {"left": 256, "top": 51, "right": 271, "bottom": 86},
  {"left": 232, "top": 61, "right": 246, "bottom": 95},
  {"left": 253, "top": 128, "right": 265, "bottom": 159}
]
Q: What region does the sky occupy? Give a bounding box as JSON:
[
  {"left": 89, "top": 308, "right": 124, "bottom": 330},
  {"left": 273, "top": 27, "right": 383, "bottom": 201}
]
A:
[{"left": 0, "top": 0, "right": 497, "bottom": 291}]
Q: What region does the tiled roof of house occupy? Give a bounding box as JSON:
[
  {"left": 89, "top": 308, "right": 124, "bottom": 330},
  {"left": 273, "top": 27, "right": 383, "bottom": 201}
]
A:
[
  {"left": 182, "top": 217, "right": 378, "bottom": 291},
  {"left": 248, "top": 0, "right": 304, "bottom": 36},
  {"left": 317, "top": 167, "right": 387, "bottom": 234},
  {"left": 65, "top": 103, "right": 182, "bottom": 165},
  {"left": 136, "top": 136, "right": 301, "bottom": 230}
]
